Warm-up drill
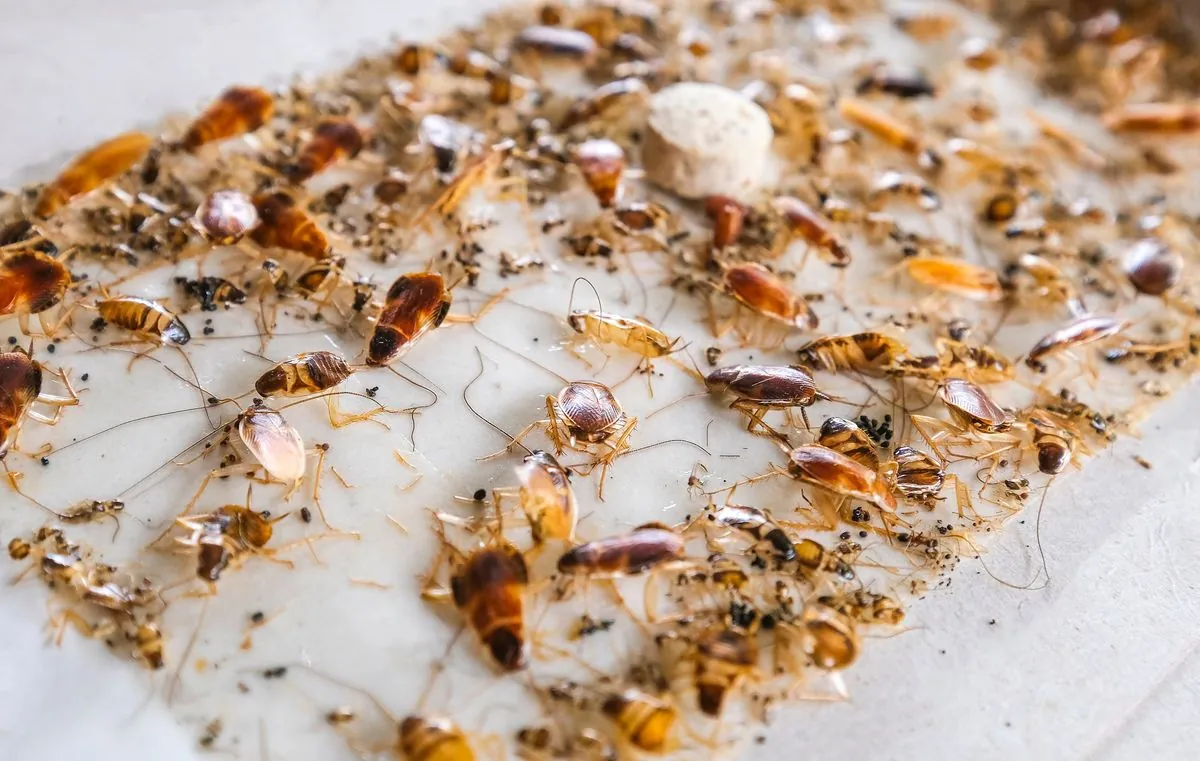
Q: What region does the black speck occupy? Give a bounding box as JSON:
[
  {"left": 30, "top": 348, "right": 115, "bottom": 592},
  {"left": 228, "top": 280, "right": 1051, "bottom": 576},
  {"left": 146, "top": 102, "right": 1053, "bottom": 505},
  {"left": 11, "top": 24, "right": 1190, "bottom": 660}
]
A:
[
  {"left": 80, "top": 373, "right": 89, "bottom": 382},
  {"left": 365, "top": 386, "right": 379, "bottom": 398},
  {"left": 46, "top": 344, "right": 55, "bottom": 354},
  {"left": 203, "top": 326, "right": 215, "bottom": 336},
  {"left": 40, "top": 457, "right": 50, "bottom": 466},
  {"left": 300, "top": 507, "right": 312, "bottom": 523},
  {"left": 262, "top": 666, "right": 288, "bottom": 679},
  {"left": 6, "top": 337, "right": 16, "bottom": 345},
  {"left": 473, "top": 488, "right": 487, "bottom": 501},
  {"left": 250, "top": 611, "right": 265, "bottom": 624}
]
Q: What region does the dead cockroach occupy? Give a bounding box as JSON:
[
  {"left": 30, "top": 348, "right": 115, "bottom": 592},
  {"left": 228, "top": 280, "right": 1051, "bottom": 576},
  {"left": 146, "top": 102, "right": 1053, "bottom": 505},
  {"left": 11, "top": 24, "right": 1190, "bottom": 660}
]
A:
[
  {"left": 251, "top": 191, "right": 331, "bottom": 259},
  {"left": 927, "top": 338, "right": 1015, "bottom": 385},
  {"left": 0, "top": 248, "right": 72, "bottom": 335},
  {"left": 181, "top": 86, "right": 274, "bottom": 150},
  {"left": 177, "top": 275, "right": 248, "bottom": 311},
  {"left": 837, "top": 97, "right": 921, "bottom": 155},
  {"left": 560, "top": 78, "right": 650, "bottom": 129},
  {"left": 792, "top": 537, "right": 855, "bottom": 582},
  {"left": 96, "top": 293, "right": 191, "bottom": 345},
  {"left": 799, "top": 603, "right": 859, "bottom": 670},
  {"left": 704, "top": 364, "right": 831, "bottom": 433},
  {"left": 795, "top": 332, "right": 909, "bottom": 377},
  {"left": 173, "top": 493, "right": 292, "bottom": 587},
  {"left": 940, "top": 378, "right": 1013, "bottom": 433},
  {"left": 817, "top": 417, "right": 879, "bottom": 471},
  {"left": 365, "top": 272, "right": 452, "bottom": 366},
  {"left": 500, "top": 381, "right": 636, "bottom": 500},
  {"left": 712, "top": 262, "right": 818, "bottom": 346},
  {"left": 699, "top": 503, "right": 795, "bottom": 563},
  {"left": 193, "top": 189, "right": 260, "bottom": 245},
  {"left": 784, "top": 444, "right": 898, "bottom": 518},
  {"left": 0, "top": 347, "right": 78, "bottom": 462},
  {"left": 705, "top": 196, "right": 747, "bottom": 251},
  {"left": 60, "top": 499, "right": 126, "bottom": 529},
  {"left": 1026, "top": 409, "right": 1076, "bottom": 475},
  {"left": 855, "top": 65, "right": 935, "bottom": 99},
  {"left": 600, "top": 688, "right": 679, "bottom": 755},
  {"left": 34, "top": 132, "right": 153, "bottom": 217},
  {"left": 424, "top": 515, "right": 529, "bottom": 672},
  {"left": 514, "top": 25, "right": 599, "bottom": 63},
  {"left": 557, "top": 524, "right": 685, "bottom": 577},
  {"left": 868, "top": 171, "right": 940, "bottom": 210},
  {"left": 1104, "top": 102, "right": 1200, "bottom": 134},
  {"left": 567, "top": 308, "right": 677, "bottom": 365},
  {"left": 899, "top": 256, "right": 1004, "bottom": 302},
  {"left": 1026, "top": 315, "right": 1128, "bottom": 372},
  {"left": 1123, "top": 238, "right": 1181, "bottom": 296},
  {"left": 283, "top": 119, "right": 367, "bottom": 184},
  {"left": 889, "top": 445, "right": 944, "bottom": 506},
  {"left": 689, "top": 618, "right": 757, "bottom": 716},
  {"left": 772, "top": 196, "right": 850, "bottom": 266},
  {"left": 571, "top": 138, "right": 625, "bottom": 208}
]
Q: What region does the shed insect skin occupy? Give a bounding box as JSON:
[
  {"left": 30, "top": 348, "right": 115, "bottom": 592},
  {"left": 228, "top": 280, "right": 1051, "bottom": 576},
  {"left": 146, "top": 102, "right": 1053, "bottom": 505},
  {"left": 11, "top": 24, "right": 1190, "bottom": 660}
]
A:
[
  {"left": 34, "top": 132, "right": 154, "bottom": 218},
  {"left": 0, "top": 249, "right": 72, "bottom": 335},
  {"left": 251, "top": 191, "right": 331, "bottom": 259},
  {"left": 1025, "top": 315, "right": 1128, "bottom": 371},
  {"left": 556, "top": 524, "right": 685, "bottom": 577},
  {"left": 181, "top": 86, "right": 275, "bottom": 151},
  {"left": 795, "top": 332, "right": 910, "bottom": 377},
  {"left": 366, "top": 272, "right": 452, "bottom": 367},
  {"left": 704, "top": 364, "right": 830, "bottom": 433},
  {"left": 772, "top": 196, "right": 850, "bottom": 266},
  {"left": 283, "top": 119, "right": 367, "bottom": 184}
]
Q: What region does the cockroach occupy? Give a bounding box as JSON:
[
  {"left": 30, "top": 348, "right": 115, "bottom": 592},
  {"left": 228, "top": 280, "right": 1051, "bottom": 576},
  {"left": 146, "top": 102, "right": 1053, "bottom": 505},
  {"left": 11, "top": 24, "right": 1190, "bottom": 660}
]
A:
[
  {"left": 395, "top": 43, "right": 443, "bottom": 76},
  {"left": 704, "top": 364, "right": 830, "bottom": 433},
  {"left": 982, "top": 192, "right": 1018, "bottom": 223},
  {"left": 366, "top": 272, "right": 452, "bottom": 366},
  {"left": 940, "top": 379, "right": 1013, "bottom": 433},
  {"left": 869, "top": 171, "right": 940, "bottom": 210},
  {"left": 129, "top": 622, "right": 165, "bottom": 670},
  {"left": 1026, "top": 409, "right": 1075, "bottom": 475},
  {"left": 283, "top": 119, "right": 367, "bottom": 183},
  {"left": 60, "top": 499, "right": 126, "bottom": 530},
  {"left": 692, "top": 620, "right": 757, "bottom": 716},
  {"left": 1123, "top": 238, "right": 1181, "bottom": 296},
  {"left": 714, "top": 262, "right": 818, "bottom": 346},
  {"left": 571, "top": 138, "right": 625, "bottom": 208},
  {"left": 702, "top": 504, "right": 795, "bottom": 562},
  {"left": 0, "top": 347, "right": 78, "bottom": 461},
  {"left": 557, "top": 524, "right": 685, "bottom": 577},
  {"left": 772, "top": 196, "right": 850, "bottom": 266},
  {"left": 890, "top": 445, "right": 944, "bottom": 505},
  {"left": 795, "top": 332, "right": 909, "bottom": 377},
  {"left": 560, "top": 78, "right": 650, "bottom": 129},
  {"left": 424, "top": 515, "right": 529, "bottom": 672},
  {"left": 785, "top": 444, "right": 898, "bottom": 514},
  {"left": 1026, "top": 315, "right": 1127, "bottom": 371},
  {"left": 254, "top": 350, "right": 385, "bottom": 429},
  {"left": 181, "top": 86, "right": 275, "bottom": 150},
  {"left": 251, "top": 191, "right": 331, "bottom": 259},
  {"left": 855, "top": 65, "right": 935, "bottom": 99},
  {"left": 399, "top": 716, "right": 479, "bottom": 761},
  {"left": 900, "top": 256, "right": 1004, "bottom": 302},
  {"left": 513, "top": 25, "right": 599, "bottom": 63},
  {"left": 96, "top": 294, "right": 191, "bottom": 345},
  {"left": 837, "top": 97, "right": 921, "bottom": 154},
  {"left": 793, "top": 537, "right": 855, "bottom": 582},
  {"left": 178, "top": 276, "right": 247, "bottom": 311},
  {"left": 817, "top": 417, "right": 879, "bottom": 471},
  {"left": 934, "top": 338, "right": 1014, "bottom": 384},
  {"left": 601, "top": 688, "right": 679, "bottom": 754},
  {"left": 0, "top": 249, "right": 72, "bottom": 335},
  {"left": 800, "top": 603, "right": 860, "bottom": 670},
  {"left": 1013, "top": 253, "right": 1086, "bottom": 317},
  {"left": 173, "top": 493, "right": 291, "bottom": 586},
  {"left": 34, "top": 132, "right": 153, "bottom": 217},
  {"left": 705, "top": 196, "right": 746, "bottom": 251},
  {"left": 192, "top": 189, "right": 260, "bottom": 245},
  {"left": 1104, "top": 102, "right": 1200, "bottom": 133}
]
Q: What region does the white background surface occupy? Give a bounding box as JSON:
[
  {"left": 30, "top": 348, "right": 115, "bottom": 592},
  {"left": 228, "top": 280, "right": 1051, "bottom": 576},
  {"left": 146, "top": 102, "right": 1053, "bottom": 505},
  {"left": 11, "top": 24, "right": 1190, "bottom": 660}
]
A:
[{"left": 1, "top": 2, "right": 1198, "bottom": 760}]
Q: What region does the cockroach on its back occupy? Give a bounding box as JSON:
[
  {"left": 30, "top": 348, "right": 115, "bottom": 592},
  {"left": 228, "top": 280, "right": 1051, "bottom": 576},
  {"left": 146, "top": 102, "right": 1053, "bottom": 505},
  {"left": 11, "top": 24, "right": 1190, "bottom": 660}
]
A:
[
  {"left": 890, "top": 445, "right": 944, "bottom": 504},
  {"left": 818, "top": 417, "right": 879, "bottom": 471},
  {"left": 795, "top": 332, "right": 909, "bottom": 377},
  {"left": 34, "top": 132, "right": 153, "bottom": 218},
  {"left": 692, "top": 620, "right": 757, "bottom": 716},
  {"left": 399, "top": 715, "right": 478, "bottom": 761},
  {"left": 600, "top": 688, "right": 678, "bottom": 754},
  {"left": 181, "top": 86, "right": 274, "bottom": 151},
  {"left": 1026, "top": 409, "right": 1076, "bottom": 475},
  {"left": 177, "top": 275, "right": 247, "bottom": 311}
]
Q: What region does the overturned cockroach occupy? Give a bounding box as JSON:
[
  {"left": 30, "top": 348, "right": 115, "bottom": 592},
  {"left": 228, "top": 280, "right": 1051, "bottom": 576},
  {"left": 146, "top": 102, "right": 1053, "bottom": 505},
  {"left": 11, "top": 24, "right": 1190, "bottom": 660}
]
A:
[
  {"left": 1025, "top": 409, "right": 1077, "bottom": 475},
  {"left": 795, "top": 332, "right": 910, "bottom": 377},
  {"left": 690, "top": 503, "right": 796, "bottom": 563},
  {"left": 35, "top": 132, "right": 153, "bottom": 217},
  {"left": 817, "top": 416, "right": 880, "bottom": 471},
  {"left": 181, "top": 85, "right": 274, "bottom": 150},
  {"left": 177, "top": 275, "right": 247, "bottom": 312},
  {"left": 172, "top": 488, "right": 296, "bottom": 590}
]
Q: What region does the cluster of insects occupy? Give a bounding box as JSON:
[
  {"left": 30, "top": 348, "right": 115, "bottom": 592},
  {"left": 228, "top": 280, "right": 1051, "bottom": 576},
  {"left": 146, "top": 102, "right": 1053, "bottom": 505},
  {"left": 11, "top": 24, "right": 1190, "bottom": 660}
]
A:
[{"left": 4, "top": 0, "right": 1199, "bottom": 757}]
